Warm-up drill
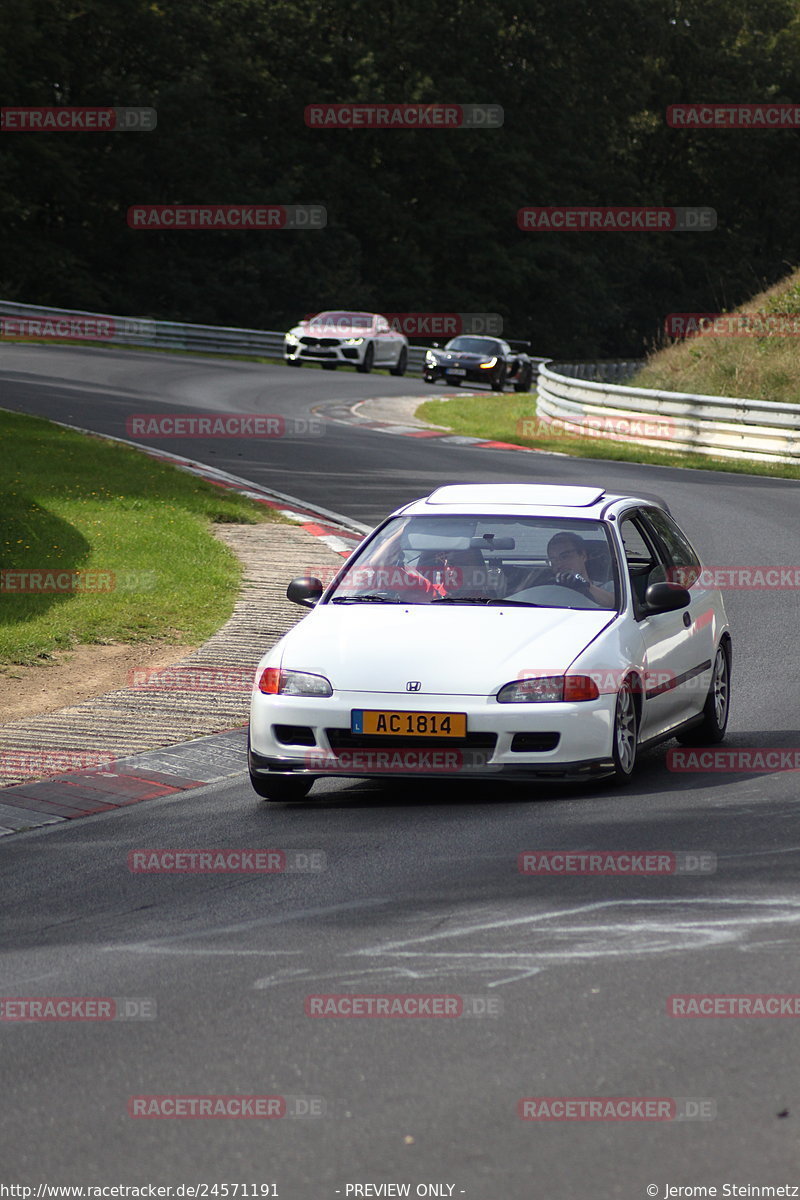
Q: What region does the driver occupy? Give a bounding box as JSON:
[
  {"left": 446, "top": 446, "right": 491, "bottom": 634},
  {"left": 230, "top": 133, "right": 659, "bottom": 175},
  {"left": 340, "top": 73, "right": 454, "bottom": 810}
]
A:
[{"left": 546, "top": 532, "right": 615, "bottom": 607}]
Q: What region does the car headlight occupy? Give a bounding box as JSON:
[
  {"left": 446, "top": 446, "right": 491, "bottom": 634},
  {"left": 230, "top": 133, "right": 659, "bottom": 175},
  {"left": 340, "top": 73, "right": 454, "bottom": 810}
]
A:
[
  {"left": 258, "top": 668, "right": 333, "bottom": 697},
  {"left": 478, "top": 357, "right": 498, "bottom": 369},
  {"left": 496, "top": 675, "right": 600, "bottom": 703},
  {"left": 344, "top": 337, "right": 364, "bottom": 345},
  {"left": 425, "top": 351, "right": 439, "bottom": 365}
]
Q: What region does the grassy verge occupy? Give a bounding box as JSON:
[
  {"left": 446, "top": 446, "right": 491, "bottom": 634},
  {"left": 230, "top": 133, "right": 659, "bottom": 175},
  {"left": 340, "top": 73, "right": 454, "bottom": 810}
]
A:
[
  {"left": 631, "top": 266, "right": 800, "bottom": 403},
  {"left": 414, "top": 392, "right": 800, "bottom": 480},
  {"left": 0, "top": 408, "right": 285, "bottom": 665}
]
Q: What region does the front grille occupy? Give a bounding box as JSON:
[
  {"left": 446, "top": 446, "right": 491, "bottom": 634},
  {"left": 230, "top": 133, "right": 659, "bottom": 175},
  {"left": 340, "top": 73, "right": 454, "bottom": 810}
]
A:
[
  {"left": 300, "top": 336, "right": 340, "bottom": 347},
  {"left": 510, "top": 732, "right": 560, "bottom": 753},
  {"left": 274, "top": 724, "right": 316, "bottom": 747},
  {"left": 301, "top": 349, "right": 337, "bottom": 358},
  {"left": 325, "top": 729, "right": 497, "bottom": 754}
]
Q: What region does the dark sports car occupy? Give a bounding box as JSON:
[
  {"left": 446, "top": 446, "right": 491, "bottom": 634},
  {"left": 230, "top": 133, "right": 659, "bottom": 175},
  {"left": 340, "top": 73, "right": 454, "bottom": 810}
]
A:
[{"left": 423, "top": 335, "right": 534, "bottom": 393}]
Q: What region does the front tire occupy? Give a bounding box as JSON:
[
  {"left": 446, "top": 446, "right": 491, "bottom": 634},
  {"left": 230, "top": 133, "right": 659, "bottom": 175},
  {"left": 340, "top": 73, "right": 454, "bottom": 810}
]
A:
[
  {"left": 514, "top": 364, "right": 533, "bottom": 393},
  {"left": 676, "top": 640, "right": 731, "bottom": 745},
  {"left": 611, "top": 679, "right": 638, "bottom": 782},
  {"left": 390, "top": 346, "right": 408, "bottom": 376},
  {"left": 250, "top": 773, "right": 313, "bottom": 802},
  {"left": 356, "top": 343, "right": 374, "bottom": 374},
  {"left": 491, "top": 365, "right": 507, "bottom": 392}
]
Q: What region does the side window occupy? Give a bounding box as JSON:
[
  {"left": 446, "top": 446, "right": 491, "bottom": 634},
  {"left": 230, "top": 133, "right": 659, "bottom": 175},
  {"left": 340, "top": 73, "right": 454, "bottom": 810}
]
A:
[
  {"left": 619, "top": 513, "right": 666, "bottom": 610},
  {"left": 643, "top": 508, "right": 702, "bottom": 587}
]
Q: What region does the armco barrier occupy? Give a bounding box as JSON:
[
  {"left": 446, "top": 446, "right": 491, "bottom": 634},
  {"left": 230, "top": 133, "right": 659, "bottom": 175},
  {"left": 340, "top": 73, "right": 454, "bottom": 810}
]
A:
[{"left": 539, "top": 361, "right": 800, "bottom": 464}]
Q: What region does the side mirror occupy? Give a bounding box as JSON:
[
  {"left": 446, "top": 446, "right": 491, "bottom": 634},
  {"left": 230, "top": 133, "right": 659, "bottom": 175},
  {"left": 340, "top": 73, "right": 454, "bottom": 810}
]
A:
[
  {"left": 287, "top": 576, "right": 323, "bottom": 608},
  {"left": 644, "top": 582, "right": 691, "bottom": 614}
]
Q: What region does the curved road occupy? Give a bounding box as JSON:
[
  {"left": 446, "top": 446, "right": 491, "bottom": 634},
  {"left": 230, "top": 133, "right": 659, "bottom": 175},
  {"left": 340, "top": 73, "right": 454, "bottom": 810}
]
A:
[{"left": 2, "top": 345, "right": 800, "bottom": 1196}]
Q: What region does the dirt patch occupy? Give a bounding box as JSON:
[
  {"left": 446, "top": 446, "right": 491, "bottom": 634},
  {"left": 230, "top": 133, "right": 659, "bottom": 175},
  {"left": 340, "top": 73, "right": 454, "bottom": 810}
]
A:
[{"left": 0, "top": 642, "right": 197, "bottom": 722}]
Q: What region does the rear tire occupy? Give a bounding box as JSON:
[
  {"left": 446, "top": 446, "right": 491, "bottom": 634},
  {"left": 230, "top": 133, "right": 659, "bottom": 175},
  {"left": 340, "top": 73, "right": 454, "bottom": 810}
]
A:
[
  {"left": 250, "top": 773, "right": 313, "bottom": 802},
  {"left": 390, "top": 346, "right": 408, "bottom": 376},
  {"left": 356, "top": 343, "right": 374, "bottom": 374},
  {"left": 676, "top": 640, "right": 731, "bottom": 745}
]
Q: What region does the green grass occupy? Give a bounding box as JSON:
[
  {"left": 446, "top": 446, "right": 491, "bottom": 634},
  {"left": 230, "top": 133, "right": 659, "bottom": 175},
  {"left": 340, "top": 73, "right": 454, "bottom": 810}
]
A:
[
  {"left": 631, "top": 265, "right": 800, "bottom": 403},
  {"left": 0, "top": 407, "right": 284, "bottom": 665},
  {"left": 414, "top": 392, "right": 800, "bottom": 479}
]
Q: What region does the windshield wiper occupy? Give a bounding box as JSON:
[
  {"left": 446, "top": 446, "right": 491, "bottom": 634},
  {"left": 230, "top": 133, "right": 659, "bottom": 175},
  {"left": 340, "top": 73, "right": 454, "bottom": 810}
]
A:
[
  {"left": 330, "top": 594, "right": 402, "bottom": 604},
  {"left": 430, "top": 596, "right": 495, "bottom": 604}
]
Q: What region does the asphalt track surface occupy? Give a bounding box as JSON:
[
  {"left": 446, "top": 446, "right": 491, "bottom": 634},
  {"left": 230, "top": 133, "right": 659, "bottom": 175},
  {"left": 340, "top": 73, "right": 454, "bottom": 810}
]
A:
[{"left": 2, "top": 345, "right": 800, "bottom": 1197}]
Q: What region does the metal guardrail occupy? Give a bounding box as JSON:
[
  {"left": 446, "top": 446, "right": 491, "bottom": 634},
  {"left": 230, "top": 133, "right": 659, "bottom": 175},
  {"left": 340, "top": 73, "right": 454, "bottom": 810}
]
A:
[{"left": 539, "top": 361, "right": 800, "bottom": 464}]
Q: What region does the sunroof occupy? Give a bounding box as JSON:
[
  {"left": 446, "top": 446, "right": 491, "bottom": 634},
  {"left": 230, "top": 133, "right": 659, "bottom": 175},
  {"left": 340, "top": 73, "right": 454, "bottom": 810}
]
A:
[{"left": 424, "top": 484, "right": 606, "bottom": 507}]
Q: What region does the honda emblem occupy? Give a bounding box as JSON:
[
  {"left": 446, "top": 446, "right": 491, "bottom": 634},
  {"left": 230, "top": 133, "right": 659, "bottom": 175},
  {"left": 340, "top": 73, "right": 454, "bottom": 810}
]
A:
[{"left": 406, "top": 681, "right": 422, "bottom": 692}]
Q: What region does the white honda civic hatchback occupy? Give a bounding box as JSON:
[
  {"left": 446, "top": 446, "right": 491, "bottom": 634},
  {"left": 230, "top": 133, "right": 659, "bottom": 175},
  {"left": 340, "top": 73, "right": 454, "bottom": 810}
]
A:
[{"left": 248, "top": 483, "right": 732, "bottom": 801}]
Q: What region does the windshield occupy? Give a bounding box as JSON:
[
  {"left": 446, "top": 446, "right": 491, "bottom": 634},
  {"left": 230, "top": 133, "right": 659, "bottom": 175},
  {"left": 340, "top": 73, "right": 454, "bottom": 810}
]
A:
[
  {"left": 325, "top": 515, "right": 619, "bottom": 609},
  {"left": 308, "top": 311, "right": 374, "bottom": 330},
  {"left": 444, "top": 337, "right": 503, "bottom": 355}
]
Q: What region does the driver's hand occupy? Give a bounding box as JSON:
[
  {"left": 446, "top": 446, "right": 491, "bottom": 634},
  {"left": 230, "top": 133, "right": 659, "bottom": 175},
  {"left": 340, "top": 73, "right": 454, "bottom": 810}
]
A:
[{"left": 555, "top": 571, "right": 592, "bottom": 596}]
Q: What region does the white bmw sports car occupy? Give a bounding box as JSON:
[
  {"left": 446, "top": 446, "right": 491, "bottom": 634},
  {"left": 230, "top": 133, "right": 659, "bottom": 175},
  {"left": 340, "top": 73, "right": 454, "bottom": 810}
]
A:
[
  {"left": 248, "top": 483, "right": 732, "bottom": 801},
  {"left": 284, "top": 310, "right": 408, "bottom": 374}
]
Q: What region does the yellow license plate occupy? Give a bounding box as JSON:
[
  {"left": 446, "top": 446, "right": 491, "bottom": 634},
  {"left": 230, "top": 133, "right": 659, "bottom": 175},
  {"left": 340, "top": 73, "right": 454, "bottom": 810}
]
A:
[{"left": 352, "top": 710, "right": 467, "bottom": 738}]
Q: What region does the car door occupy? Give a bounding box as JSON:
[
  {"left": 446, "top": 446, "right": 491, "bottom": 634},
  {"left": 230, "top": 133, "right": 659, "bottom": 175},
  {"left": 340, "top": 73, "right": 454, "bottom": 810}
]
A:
[
  {"left": 640, "top": 506, "right": 716, "bottom": 719},
  {"left": 617, "top": 510, "right": 703, "bottom": 739},
  {"left": 375, "top": 316, "right": 393, "bottom": 364}
]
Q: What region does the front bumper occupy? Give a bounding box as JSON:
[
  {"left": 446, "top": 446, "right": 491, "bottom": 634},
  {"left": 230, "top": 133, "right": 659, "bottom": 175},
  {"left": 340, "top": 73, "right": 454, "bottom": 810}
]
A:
[
  {"left": 285, "top": 340, "right": 363, "bottom": 364},
  {"left": 249, "top": 690, "right": 617, "bottom": 781}
]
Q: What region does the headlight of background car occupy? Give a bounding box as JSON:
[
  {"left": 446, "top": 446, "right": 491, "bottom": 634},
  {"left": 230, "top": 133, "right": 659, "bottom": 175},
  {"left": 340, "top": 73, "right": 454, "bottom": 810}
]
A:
[
  {"left": 344, "top": 337, "right": 364, "bottom": 345},
  {"left": 425, "top": 351, "right": 439, "bottom": 366},
  {"left": 285, "top": 332, "right": 298, "bottom": 343},
  {"left": 478, "top": 357, "right": 498, "bottom": 369},
  {"left": 496, "top": 675, "right": 600, "bottom": 703},
  {"left": 258, "top": 668, "right": 333, "bottom": 697}
]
